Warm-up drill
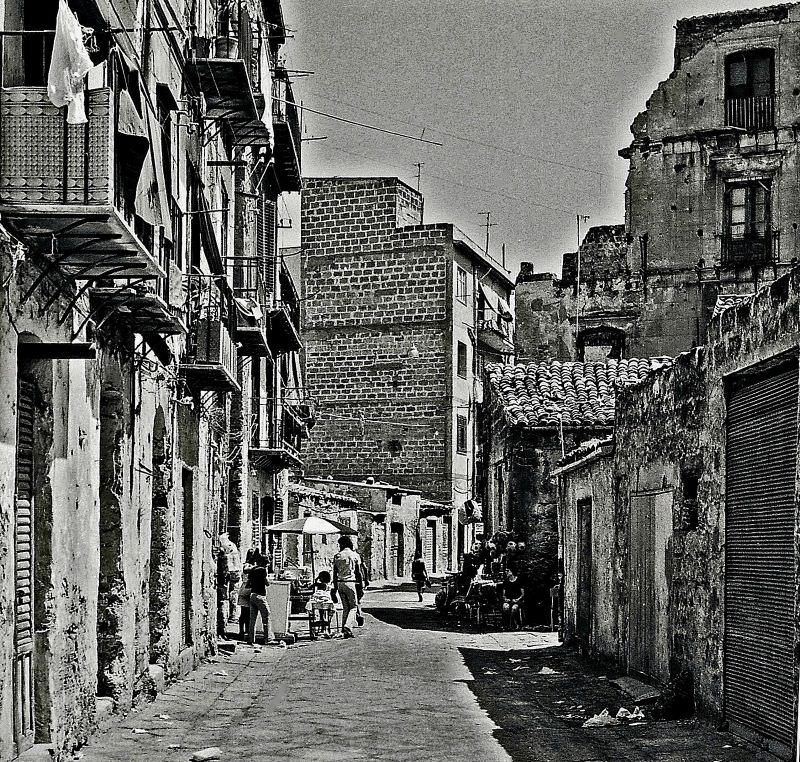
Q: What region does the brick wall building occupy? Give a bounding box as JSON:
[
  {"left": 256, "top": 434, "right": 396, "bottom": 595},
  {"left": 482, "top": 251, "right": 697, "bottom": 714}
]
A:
[
  {"left": 301, "top": 177, "right": 514, "bottom": 566},
  {"left": 516, "top": 5, "right": 800, "bottom": 363}
]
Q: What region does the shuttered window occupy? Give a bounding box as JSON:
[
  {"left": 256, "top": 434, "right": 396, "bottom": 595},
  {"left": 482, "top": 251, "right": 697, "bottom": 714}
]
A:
[{"left": 725, "top": 362, "right": 798, "bottom": 757}]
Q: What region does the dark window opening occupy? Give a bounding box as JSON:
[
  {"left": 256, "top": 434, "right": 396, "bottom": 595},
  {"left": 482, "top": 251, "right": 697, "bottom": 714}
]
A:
[
  {"left": 457, "top": 341, "right": 468, "bottom": 378},
  {"left": 725, "top": 49, "right": 774, "bottom": 130},
  {"left": 391, "top": 493, "right": 402, "bottom": 505},
  {"left": 577, "top": 326, "right": 625, "bottom": 361},
  {"left": 456, "top": 415, "right": 468, "bottom": 454},
  {"left": 677, "top": 472, "right": 700, "bottom": 531},
  {"left": 723, "top": 180, "right": 772, "bottom": 265},
  {"left": 386, "top": 439, "right": 403, "bottom": 455}
]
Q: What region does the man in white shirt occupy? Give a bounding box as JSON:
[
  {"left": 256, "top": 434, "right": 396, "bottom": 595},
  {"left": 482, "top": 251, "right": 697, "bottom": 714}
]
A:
[{"left": 332, "top": 535, "right": 361, "bottom": 638}]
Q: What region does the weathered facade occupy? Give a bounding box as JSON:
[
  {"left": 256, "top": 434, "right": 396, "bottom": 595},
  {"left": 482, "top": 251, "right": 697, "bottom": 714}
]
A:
[
  {"left": 300, "top": 177, "right": 513, "bottom": 562},
  {"left": 516, "top": 5, "right": 800, "bottom": 363},
  {"left": 557, "top": 262, "right": 800, "bottom": 758},
  {"left": 0, "top": 0, "right": 302, "bottom": 758},
  {"left": 481, "top": 358, "right": 670, "bottom": 621}
]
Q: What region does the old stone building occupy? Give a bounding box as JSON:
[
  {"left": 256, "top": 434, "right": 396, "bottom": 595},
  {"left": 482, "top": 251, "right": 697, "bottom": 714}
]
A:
[
  {"left": 300, "top": 177, "right": 514, "bottom": 568},
  {"left": 555, "top": 266, "right": 800, "bottom": 759},
  {"left": 0, "top": 0, "right": 302, "bottom": 758},
  {"left": 481, "top": 358, "right": 670, "bottom": 621},
  {"left": 516, "top": 4, "right": 800, "bottom": 363}
]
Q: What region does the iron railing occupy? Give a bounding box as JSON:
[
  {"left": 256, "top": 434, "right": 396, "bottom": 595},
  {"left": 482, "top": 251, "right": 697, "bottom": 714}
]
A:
[
  {"left": 250, "top": 398, "right": 304, "bottom": 457},
  {"left": 724, "top": 95, "right": 775, "bottom": 131}
]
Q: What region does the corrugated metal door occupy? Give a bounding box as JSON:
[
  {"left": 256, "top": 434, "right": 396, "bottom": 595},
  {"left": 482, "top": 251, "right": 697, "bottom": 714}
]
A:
[
  {"left": 14, "top": 379, "right": 35, "bottom": 752},
  {"left": 628, "top": 493, "right": 655, "bottom": 678},
  {"left": 725, "top": 363, "right": 798, "bottom": 758}
]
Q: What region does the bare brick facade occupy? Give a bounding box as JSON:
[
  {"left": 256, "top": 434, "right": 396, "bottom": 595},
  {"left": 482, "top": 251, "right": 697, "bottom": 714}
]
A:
[{"left": 301, "top": 178, "right": 514, "bottom": 563}]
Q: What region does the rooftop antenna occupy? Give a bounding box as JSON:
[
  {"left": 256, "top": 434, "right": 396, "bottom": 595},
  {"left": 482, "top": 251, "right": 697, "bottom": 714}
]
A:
[
  {"left": 413, "top": 162, "right": 424, "bottom": 192},
  {"left": 479, "top": 211, "right": 497, "bottom": 258}
]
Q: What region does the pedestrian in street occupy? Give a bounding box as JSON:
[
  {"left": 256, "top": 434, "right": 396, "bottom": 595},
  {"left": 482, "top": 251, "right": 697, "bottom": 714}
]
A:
[
  {"left": 503, "top": 568, "right": 525, "bottom": 631},
  {"left": 354, "top": 554, "right": 369, "bottom": 626},
  {"left": 247, "top": 554, "right": 277, "bottom": 645},
  {"left": 411, "top": 550, "right": 429, "bottom": 602},
  {"left": 219, "top": 533, "right": 242, "bottom": 622},
  {"left": 237, "top": 549, "right": 257, "bottom": 640},
  {"left": 331, "top": 535, "right": 359, "bottom": 638}
]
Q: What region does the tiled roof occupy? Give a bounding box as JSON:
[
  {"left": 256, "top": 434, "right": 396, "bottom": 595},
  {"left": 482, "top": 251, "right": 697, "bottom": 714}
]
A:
[
  {"left": 487, "top": 358, "right": 672, "bottom": 429},
  {"left": 713, "top": 293, "right": 754, "bottom": 319}
]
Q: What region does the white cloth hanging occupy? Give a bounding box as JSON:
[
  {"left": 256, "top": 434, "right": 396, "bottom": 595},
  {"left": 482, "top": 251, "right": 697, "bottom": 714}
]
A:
[{"left": 47, "top": 0, "right": 94, "bottom": 124}]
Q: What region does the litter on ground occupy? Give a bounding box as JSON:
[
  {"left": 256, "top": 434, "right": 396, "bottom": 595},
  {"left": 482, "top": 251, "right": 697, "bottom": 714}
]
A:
[{"left": 582, "top": 709, "right": 621, "bottom": 728}]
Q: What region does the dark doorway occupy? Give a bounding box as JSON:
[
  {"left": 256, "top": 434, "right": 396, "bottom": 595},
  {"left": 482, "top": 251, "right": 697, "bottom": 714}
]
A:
[
  {"left": 148, "top": 408, "right": 170, "bottom": 665},
  {"left": 576, "top": 498, "right": 593, "bottom": 650},
  {"left": 628, "top": 493, "right": 656, "bottom": 677},
  {"left": 390, "top": 523, "right": 404, "bottom": 578}
]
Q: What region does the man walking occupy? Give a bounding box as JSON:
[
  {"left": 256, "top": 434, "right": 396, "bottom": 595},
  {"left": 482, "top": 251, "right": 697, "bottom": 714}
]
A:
[
  {"left": 332, "top": 536, "right": 360, "bottom": 638},
  {"left": 247, "top": 555, "right": 276, "bottom": 645}
]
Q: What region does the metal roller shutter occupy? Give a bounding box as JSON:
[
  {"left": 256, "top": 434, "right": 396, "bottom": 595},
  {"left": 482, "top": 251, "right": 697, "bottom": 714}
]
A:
[
  {"left": 14, "top": 379, "right": 35, "bottom": 751},
  {"left": 725, "top": 363, "right": 798, "bottom": 758}
]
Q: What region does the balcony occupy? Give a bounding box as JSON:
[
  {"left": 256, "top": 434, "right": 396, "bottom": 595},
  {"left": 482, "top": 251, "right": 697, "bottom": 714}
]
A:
[
  {"left": 0, "top": 84, "right": 164, "bottom": 281},
  {"left": 272, "top": 71, "right": 302, "bottom": 192},
  {"left": 89, "top": 286, "right": 186, "bottom": 336},
  {"left": 231, "top": 257, "right": 271, "bottom": 357},
  {"left": 249, "top": 399, "right": 305, "bottom": 470},
  {"left": 179, "top": 279, "right": 240, "bottom": 392},
  {"left": 267, "top": 301, "right": 302, "bottom": 354},
  {"left": 722, "top": 231, "right": 777, "bottom": 267},
  {"left": 724, "top": 95, "right": 774, "bottom": 131},
  {"left": 477, "top": 318, "right": 514, "bottom": 355}
]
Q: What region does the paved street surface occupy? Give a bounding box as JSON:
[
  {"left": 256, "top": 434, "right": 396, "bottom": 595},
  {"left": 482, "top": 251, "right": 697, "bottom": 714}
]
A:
[{"left": 80, "top": 584, "right": 764, "bottom": 762}]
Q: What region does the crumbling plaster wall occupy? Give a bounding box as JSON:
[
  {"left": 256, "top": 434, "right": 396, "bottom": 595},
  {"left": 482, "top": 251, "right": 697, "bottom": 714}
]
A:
[
  {"left": 558, "top": 453, "right": 618, "bottom": 662},
  {"left": 0, "top": 248, "right": 100, "bottom": 760}
]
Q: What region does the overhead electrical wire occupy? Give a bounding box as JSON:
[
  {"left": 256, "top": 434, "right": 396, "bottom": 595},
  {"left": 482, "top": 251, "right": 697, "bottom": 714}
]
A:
[{"left": 273, "top": 96, "right": 443, "bottom": 146}]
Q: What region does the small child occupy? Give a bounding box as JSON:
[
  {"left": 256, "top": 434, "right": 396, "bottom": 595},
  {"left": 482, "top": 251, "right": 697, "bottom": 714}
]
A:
[{"left": 306, "top": 570, "right": 334, "bottom": 635}]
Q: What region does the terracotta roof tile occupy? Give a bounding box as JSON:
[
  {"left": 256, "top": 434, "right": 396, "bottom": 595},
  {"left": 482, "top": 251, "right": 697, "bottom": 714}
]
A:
[{"left": 487, "top": 358, "right": 672, "bottom": 429}]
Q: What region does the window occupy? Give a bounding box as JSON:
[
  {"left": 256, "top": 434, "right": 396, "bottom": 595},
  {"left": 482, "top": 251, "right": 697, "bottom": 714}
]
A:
[
  {"left": 724, "top": 180, "right": 772, "bottom": 265},
  {"left": 456, "top": 266, "right": 468, "bottom": 303},
  {"left": 577, "top": 326, "right": 625, "bottom": 361},
  {"left": 456, "top": 414, "right": 468, "bottom": 454},
  {"left": 457, "top": 341, "right": 468, "bottom": 378},
  {"left": 725, "top": 49, "right": 774, "bottom": 130}
]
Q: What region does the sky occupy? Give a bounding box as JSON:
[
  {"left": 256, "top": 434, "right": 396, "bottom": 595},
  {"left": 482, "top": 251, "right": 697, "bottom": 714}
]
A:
[{"left": 277, "top": 0, "right": 784, "bottom": 279}]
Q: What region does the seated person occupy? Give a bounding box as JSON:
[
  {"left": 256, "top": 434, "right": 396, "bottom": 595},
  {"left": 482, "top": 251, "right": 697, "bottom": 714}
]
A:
[{"left": 502, "top": 569, "right": 525, "bottom": 630}]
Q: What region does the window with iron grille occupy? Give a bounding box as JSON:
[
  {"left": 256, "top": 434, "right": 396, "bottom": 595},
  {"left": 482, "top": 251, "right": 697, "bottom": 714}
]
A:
[
  {"left": 723, "top": 180, "right": 772, "bottom": 265},
  {"left": 725, "top": 49, "right": 774, "bottom": 130},
  {"left": 457, "top": 341, "right": 468, "bottom": 378},
  {"left": 456, "top": 266, "right": 468, "bottom": 303},
  {"left": 456, "top": 414, "right": 468, "bottom": 454}
]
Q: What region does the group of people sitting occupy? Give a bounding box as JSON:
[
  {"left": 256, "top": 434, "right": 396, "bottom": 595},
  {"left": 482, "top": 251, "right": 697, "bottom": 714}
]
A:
[
  {"left": 216, "top": 534, "right": 370, "bottom": 644},
  {"left": 455, "top": 535, "right": 529, "bottom": 630}
]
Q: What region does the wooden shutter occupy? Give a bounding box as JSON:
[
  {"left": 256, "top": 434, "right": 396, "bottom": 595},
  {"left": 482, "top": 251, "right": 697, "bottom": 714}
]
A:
[
  {"left": 257, "top": 196, "right": 277, "bottom": 296},
  {"left": 725, "top": 363, "right": 798, "bottom": 758},
  {"left": 14, "top": 379, "right": 35, "bottom": 751}
]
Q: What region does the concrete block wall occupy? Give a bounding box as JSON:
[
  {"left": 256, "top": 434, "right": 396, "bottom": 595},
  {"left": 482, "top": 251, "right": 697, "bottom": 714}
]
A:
[{"left": 301, "top": 178, "right": 456, "bottom": 501}]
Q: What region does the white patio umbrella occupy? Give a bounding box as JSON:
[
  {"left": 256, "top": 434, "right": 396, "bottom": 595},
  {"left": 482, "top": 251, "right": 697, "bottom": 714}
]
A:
[{"left": 265, "top": 514, "right": 357, "bottom": 579}]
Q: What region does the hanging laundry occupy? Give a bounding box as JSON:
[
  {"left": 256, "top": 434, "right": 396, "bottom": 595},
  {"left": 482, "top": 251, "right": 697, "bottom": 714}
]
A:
[{"left": 47, "top": 0, "right": 94, "bottom": 123}]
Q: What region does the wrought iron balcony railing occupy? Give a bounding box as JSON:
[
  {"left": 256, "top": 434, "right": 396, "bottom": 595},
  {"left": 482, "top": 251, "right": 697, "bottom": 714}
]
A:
[
  {"left": 249, "top": 398, "right": 305, "bottom": 469},
  {"left": 271, "top": 70, "right": 302, "bottom": 192},
  {"left": 724, "top": 95, "right": 775, "bottom": 131}
]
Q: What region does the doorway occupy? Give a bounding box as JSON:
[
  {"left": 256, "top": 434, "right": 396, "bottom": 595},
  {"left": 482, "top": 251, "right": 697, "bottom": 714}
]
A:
[
  {"left": 390, "top": 523, "right": 403, "bottom": 578},
  {"left": 180, "top": 468, "right": 194, "bottom": 647},
  {"left": 576, "top": 498, "right": 592, "bottom": 650}
]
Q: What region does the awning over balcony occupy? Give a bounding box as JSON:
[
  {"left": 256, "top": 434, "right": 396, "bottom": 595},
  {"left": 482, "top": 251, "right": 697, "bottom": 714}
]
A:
[
  {"left": 89, "top": 287, "right": 186, "bottom": 335},
  {"left": 185, "top": 58, "right": 259, "bottom": 122}
]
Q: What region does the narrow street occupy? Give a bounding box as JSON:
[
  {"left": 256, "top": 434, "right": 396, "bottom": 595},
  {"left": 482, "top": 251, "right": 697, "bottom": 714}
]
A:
[{"left": 80, "top": 584, "right": 761, "bottom": 762}]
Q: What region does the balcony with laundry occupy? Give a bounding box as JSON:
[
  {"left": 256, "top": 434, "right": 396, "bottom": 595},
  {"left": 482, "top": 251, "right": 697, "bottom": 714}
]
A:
[
  {"left": 186, "top": 0, "right": 273, "bottom": 150},
  {"left": 179, "top": 275, "right": 240, "bottom": 393},
  {"left": 230, "top": 255, "right": 271, "bottom": 357},
  {"left": 271, "top": 68, "right": 302, "bottom": 192},
  {"left": 0, "top": 25, "right": 169, "bottom": 283},
  {"left": 476, "top": 285, "right": 514, "bottom": 356},
  {"left": 266, "top": 259, "right": 302, "bottom": 354}
]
